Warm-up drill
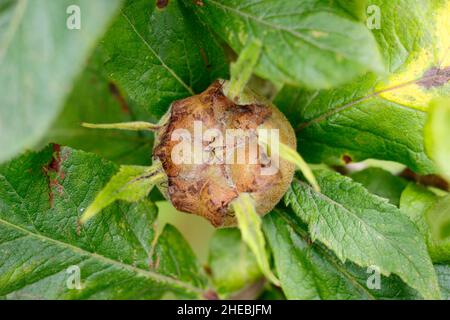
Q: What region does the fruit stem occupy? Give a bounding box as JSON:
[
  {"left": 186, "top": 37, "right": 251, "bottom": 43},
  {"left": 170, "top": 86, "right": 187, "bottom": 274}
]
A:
[{"left": 82, "top": 121, "right": 161, "bottom": 131}]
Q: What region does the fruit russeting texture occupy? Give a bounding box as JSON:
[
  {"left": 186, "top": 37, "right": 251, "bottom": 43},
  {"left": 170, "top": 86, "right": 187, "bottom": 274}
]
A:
[{"left": 153, "top": 80, "right": 296, "bottom": 227}]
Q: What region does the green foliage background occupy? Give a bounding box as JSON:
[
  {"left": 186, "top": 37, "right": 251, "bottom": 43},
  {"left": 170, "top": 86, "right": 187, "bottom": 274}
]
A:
[{"left": 0, "top": 0, "right": 449, "bottom": 300}]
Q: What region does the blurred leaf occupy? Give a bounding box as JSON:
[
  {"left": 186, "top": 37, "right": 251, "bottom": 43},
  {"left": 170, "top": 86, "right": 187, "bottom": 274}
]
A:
[
  {"left": 429, "top": 197, "right": 450, "bottom": 241},
  {"left": 44, "top": 47, "right": 154, "bottom": 165},
  {"left": 400, "top": 183, "right": 440, "bottom": 230},
  {"left": 151, "top": 224, "right": 208, "bottom": 294},
  {"left": 0, "top": 0, "right": 123, "bottom": 163},
  {"left": 400, "top": 183, "right": 450, "bottom": 262},
  {"left": 187, "top": 0, "right": 383, "bottom": 89},
  {"left": 275, "top": 0, "right": 449, "bottom": 174},
  {"left": 263, "top": 210, "right": 421, "bottom": 299},
  {"left": 154, "top": 200, "right": 216, "bottom": 263},
  {"left": 208, "top": 228, "right": 262, "bottom": 296},
  {"left": 428, "top": 196, "right": 450, "bottom": 242},
  {"left": 336, "top": 0, "right": 367, "bottom": 21},
  {"left": 101, "top": 0, "right": 228, "bottom": 118},
  {"left": 425, "top": 98, "right": 450, "bottom": 179},
  {"left": 285, "top": 170, "right": 440, "bottom": 299},
  {"left": 436, "top": 264, "right": 450, "bottom": 300},
  {"left": 0, "top": 145, "right": 205, "bottom": 299},
  {"left": 257, "top": 285, "right": 286, "bottom": 300},
  {"left": 350, "top": 168, "right": 408, "bottom": 206}
]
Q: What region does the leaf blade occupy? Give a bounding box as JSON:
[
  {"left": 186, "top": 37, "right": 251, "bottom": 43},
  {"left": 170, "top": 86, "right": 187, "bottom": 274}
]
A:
[
  {"left": 0, "top": 0, "right": 123, "bottom": 163},
  {"left": 275, "top": 0, "right": 449, "bottom": 174},
  {"left": 349, "top": 168, "right": 408, "bottom": 206},
  {"left": 188, "top": 0, "right": 383, "bottom": 89},
  {"left": 42, "top": 46, "right": 155, "bottom": 166},
  {"left": 285, "top": 170, "right": 440, "bottom": 299},
  {"left": 0, "top": 146, "right": 204, "bottom": 299},
  {"left": 425, "top": 98, "right": 450, "bottom": 179},
  {"left": 400, "top": 183, "right": 450, "bottom": 261},
  {"left": 263, "top": 210, "right": 421, "bottom": 300},
  {"left": 208, "top": 228, "right": 262, "bottom": 296},
  {"left": 101, "top": 0, "right": 228, "bottom": 118}
]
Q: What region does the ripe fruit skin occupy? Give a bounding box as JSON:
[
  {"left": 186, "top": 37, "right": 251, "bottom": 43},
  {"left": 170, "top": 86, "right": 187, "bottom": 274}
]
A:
[{"left": 153, "top": 80, "right": 296, "bottom": 227}]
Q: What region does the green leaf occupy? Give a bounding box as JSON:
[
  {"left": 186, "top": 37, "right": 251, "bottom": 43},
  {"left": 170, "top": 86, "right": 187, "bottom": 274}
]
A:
[
  {"left": 0, "top": 145, "right": 205, "bottom": 299},
  {"left": 425, "top": 98, "right": 450, "bottom": 179},
  {"left": 186, "top": 0, "right": 383, "bottom": 89},
  {"left": 80, "top": 164, "right": 165, "bottom": 223},
  {"left": 258, "top": 285, "right": 286, "bottom": 300},
  {"left": 43, "top": 46, "right": 154, "bottom": 166},
  {"left": 400, "top": 183, "right": 450, "bottom": 262},
  {"left": 336, "top": 0, "right": 367, "bottom": 21},
  {"left": 428, "top": 196, "right": 450, "bottom": 241},
  {"left": 151, "top": 224, "right": 208, "bottom": 293},
  {"left": 232, "top": 193, "right": 279, "bottom": 286},
  {"left": 350, "top": 168, "right": 408, "bottom": 206},
  {"left": 0, "top": 0, "right": 123, "bottom": 163},
  {"left": 263, "top": 210, "right": 420, "bottom": 300},
  {"left": 400, "top": 184, "right": 440, "bottom": 232},
  {"left": 275, "top": 0, "right": 450, "bottom": 174},
  {"left": 101, "top": 0, "right": 228, "bottom": 118},
  {"left": 208, "top": 229, "right": 262, "bottom": 296},
  {"left": 285, "top": 170, "right": 440, "bottom": 299},
  {"left": 436, "top": 264, "right": 450, "bottom": 300}
]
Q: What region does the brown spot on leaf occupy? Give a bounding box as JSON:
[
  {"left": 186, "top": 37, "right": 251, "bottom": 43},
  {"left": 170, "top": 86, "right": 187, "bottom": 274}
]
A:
[
  {"left": 417, "top": 66, "right": 450, "bottom": 89},
  {"left": 154, "top": 254, "right": 160, "bottom": 270},
  {"left": 48, "top": 144, "right": 61, "bottom": 172},
  {"left": 203, "top": 290, "right": 219, "bottom": 300},
  {"left": 43, "top": 144, "right": 65, "bottom": 207},
  {"left": 156, "top": 0, "right": 169, "bottom": 9},
  {"left": 342, "top": 155, "right": 352, "bottom": 164},
  {"left": 194, "top": 0, "right": 204, "bottom": 6},
  {"left": 76, "top": 220, "right": 82, "bottom": 236},
  {"left": 199, "top": 47, "right": 212, "bottom": 71},
  {"left": 203, "top": 265, "right": 212, "bottom": 276},
  {"left": 108, "top": 82, "right": 130, "bottom": 114}
]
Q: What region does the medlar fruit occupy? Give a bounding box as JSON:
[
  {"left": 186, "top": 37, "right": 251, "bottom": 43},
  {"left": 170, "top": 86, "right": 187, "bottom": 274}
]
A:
[{"left": 153, "top": 80, "right": 296, "bottom": 227}]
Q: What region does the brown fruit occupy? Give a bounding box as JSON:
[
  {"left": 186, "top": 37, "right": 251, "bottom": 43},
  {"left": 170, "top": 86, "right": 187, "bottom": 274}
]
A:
[{"left": 153, "top": 80, "right": 296, "bottom": 227}]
